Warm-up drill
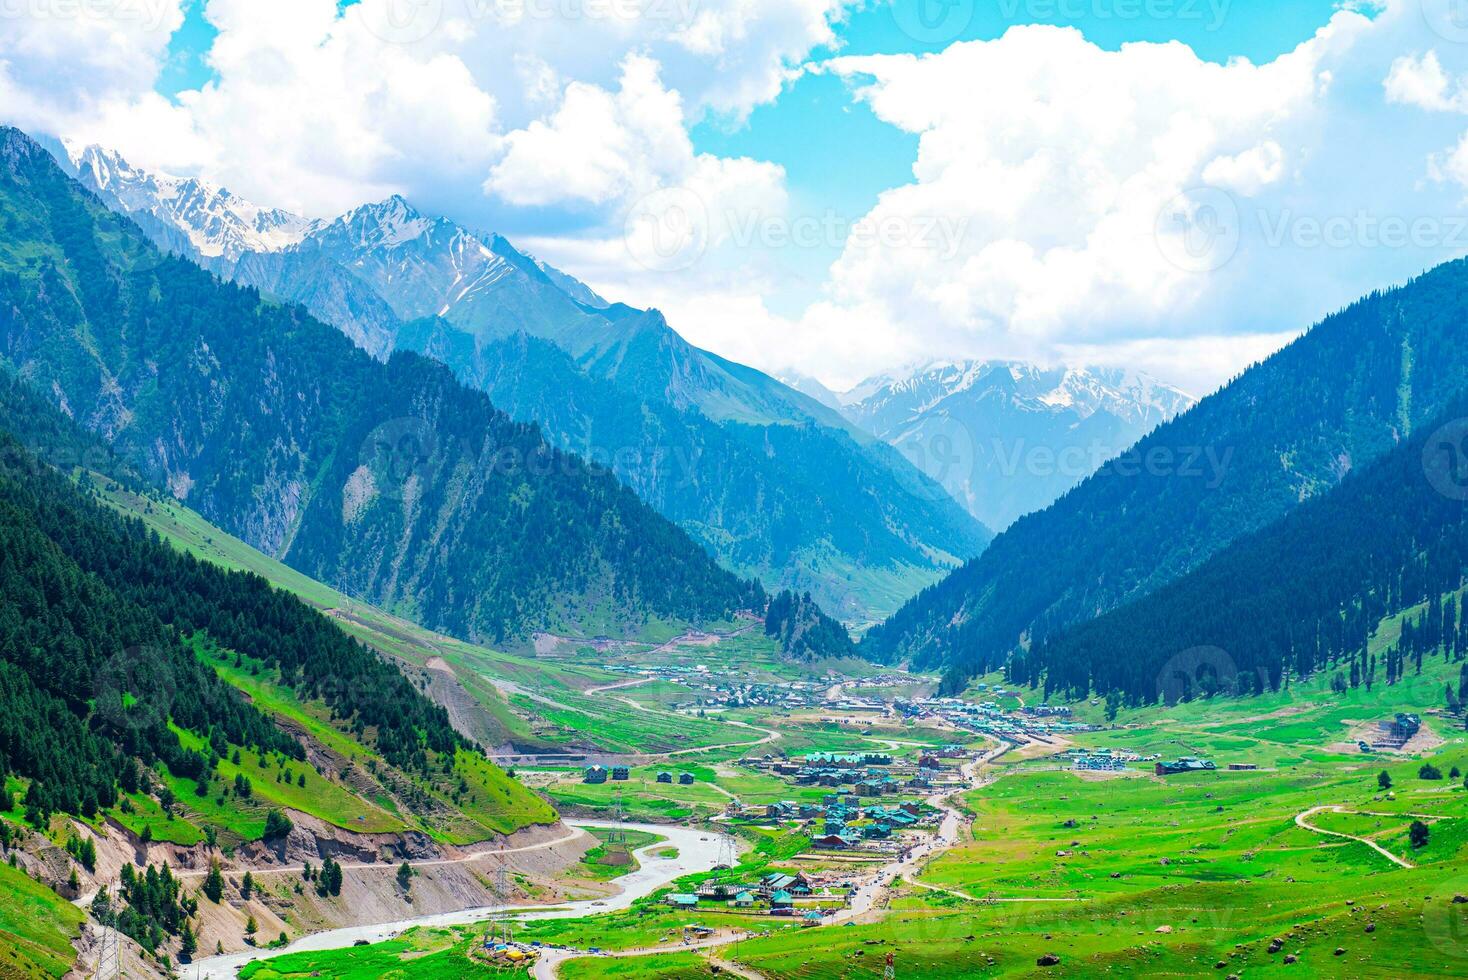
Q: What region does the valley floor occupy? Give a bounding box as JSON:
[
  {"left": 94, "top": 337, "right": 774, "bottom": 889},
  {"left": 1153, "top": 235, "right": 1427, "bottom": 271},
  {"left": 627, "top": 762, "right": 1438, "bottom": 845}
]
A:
[{"left": 222, "top": 652, "right": 1468, "bottom": 980}]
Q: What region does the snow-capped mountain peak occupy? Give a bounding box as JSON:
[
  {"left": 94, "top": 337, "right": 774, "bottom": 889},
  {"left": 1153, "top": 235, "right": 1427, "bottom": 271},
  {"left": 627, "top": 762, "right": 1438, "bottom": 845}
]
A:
[
  {"left": 60, "top": 140, "right": 316, "bottom": 260},
  {"left": 846, "top": 359, "right": 1193, "bottom": 429},
  {"left": 839, "top": 359, "right": 1197, "bottom": 530},
  {"left": 325, "top": 194, "right": 441, "bottom": 250}
]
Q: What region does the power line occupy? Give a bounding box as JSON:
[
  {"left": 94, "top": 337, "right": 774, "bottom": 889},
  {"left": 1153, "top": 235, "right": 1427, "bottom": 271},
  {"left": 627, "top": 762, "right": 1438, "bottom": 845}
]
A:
[{"left": 94, "top": 880, "right": 120, "bottom": 980}]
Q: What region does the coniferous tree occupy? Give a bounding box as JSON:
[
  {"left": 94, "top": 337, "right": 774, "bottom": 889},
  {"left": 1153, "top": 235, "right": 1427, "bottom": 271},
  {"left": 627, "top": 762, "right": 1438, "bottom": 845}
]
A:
[{"left": 202, "top": 861, "right": 224, "bottom": 904}]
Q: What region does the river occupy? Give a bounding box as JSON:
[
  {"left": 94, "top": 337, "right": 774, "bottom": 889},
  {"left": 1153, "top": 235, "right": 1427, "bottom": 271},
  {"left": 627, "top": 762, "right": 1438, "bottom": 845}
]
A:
[{"left": 190, "top": 819, "right": 731, "bottom": 979}]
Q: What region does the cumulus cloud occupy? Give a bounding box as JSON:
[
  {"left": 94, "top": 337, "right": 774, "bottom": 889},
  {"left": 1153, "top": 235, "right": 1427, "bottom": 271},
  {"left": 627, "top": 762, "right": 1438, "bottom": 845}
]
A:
[
  {"left": 698, "top": 1, "right": 1468, "bottom": 394},
  {"left": 798, "top": 22, "right": 1361, "bottom": 384},
  {"left": 1385, "top": 50, "right": 1465, "bottom": 111},
  {"left": 11, "top": 0, "right": 1468, "bottom": 397},
  {"left": 0, "top": 0, "right": 187, "bottom": 144},
  {"left": 2, "top": 0, "right": 848, "bottom": 221}
]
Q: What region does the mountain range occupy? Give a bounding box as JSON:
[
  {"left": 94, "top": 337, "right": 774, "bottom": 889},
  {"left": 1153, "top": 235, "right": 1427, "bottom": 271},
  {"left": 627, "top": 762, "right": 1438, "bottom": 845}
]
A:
[
  {"left": 50, "top": 140, "right": 991, "bottom": 623},
  {"left": 865, "top": 257, "right": 1468, "bottom": 688},
  {"left": 1019, "top": 387, "right": 1468, "bottom": 704},
  {"left": 829, "top": 361, "right": 1195, "bottom": 530},
  {"left": 0, "top": 126, "right": 758, "bottom": 646}
]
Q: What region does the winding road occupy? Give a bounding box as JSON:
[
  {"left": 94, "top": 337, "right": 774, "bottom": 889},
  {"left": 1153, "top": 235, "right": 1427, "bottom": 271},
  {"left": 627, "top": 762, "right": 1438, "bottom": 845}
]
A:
[
  {"left": 196, "top": 737, "right": 1004, "bottom": 979},
  {"left": 189, "top": 820, "right": 733, "bottom": 980},
  {"left": 1294, "top": 805, "right": 1416, "bottom": 869},
  {"left": 534, "top": 740, "right": 1007, "bottom": 978}
]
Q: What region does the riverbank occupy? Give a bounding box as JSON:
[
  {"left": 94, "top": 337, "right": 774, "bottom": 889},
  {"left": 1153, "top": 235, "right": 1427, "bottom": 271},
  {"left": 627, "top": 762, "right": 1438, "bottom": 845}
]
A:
[{"left": 191, "top": 820, "right": 733, "bottom": 979}]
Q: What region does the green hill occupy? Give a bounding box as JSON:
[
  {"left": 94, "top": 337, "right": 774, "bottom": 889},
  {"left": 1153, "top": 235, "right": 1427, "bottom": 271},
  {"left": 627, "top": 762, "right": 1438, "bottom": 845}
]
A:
[
  {"left": 0, "top": 861, "right": 83, "bottom": 980},
  {"left": 0, "top": 371, "right": 553, "bottom": 846},
  {"left": 868, "top": 257, "right": 1468, "bottom": 689},
  {"left": 395, "top": 326, "right": 989, "bottom": 624},
  {"left": 1021, "top": 393, "right": 1468, "bottom": 704}
]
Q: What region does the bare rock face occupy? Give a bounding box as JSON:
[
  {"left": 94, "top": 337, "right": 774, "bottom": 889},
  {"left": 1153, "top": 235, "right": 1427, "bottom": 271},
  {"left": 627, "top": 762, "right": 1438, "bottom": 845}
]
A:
[{"left": 234, "top": 812, "right": 442, "bottom": 868}]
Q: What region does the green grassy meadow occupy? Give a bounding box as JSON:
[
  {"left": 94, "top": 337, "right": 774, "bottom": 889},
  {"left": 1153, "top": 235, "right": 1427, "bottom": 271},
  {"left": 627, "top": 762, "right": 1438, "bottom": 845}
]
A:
[{"left": 0, "top": 861, "right": 84, "bottom": 980}]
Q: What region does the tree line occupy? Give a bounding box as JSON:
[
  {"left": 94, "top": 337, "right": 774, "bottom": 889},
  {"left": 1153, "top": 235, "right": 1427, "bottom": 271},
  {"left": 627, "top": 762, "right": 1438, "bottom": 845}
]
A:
[{"left": 1013, "top": 394, "right": 1468, "bottom": 706}]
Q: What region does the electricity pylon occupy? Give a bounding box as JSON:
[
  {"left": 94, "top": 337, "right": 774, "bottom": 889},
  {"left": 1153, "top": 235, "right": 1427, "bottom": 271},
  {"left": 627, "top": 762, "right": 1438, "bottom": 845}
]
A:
[{"left": 94, "top": 881, "right": 120, "bottom": 980}]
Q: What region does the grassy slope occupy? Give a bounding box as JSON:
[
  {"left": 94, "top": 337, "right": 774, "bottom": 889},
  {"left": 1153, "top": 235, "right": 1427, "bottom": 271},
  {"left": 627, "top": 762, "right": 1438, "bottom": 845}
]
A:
[
  {"left": 96, "top": 484, "right": 803, "bottom": 757},
  {"left": 0, "top": 862, "right": 84, "bottom": 980},
  {"left": 189, "top": 587, "right": 1468, "bottom": 978},
  {"left": 83, "top": 486, "right": 555, "bottom": 845}
]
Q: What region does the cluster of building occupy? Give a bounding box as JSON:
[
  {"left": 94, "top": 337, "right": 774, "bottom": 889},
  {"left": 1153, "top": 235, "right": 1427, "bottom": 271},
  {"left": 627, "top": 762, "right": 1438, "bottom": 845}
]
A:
[
  {"left": 753, "top": 747, "right": 960, "bottom": 797},
  {"left": 582, "top": 765, "right": 695, "bottom": 785},
  {"left": 667, "top": 871, "right": 829, "bottom": 924},
  {"left": 753, "top": 795, "right": 931, "bottom": 850},
  {"left": 893, "top": 696, "right": 1101, "bottom": 743}
]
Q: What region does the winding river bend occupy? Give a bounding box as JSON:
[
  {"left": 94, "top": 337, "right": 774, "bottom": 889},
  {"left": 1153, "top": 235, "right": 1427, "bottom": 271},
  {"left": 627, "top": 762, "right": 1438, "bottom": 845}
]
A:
[{"left": 192, "top": 820, "right": 731, "bottom": 980}]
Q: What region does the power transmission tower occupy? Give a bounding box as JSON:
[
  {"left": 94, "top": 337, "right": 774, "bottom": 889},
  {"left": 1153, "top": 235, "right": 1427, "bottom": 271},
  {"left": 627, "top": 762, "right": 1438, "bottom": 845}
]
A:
[
  {"left": 883, "top": 951, "right": 896, "bottom": 980},
  {"left": 716, "top": 833, "right": 737, "bottom": 870},
  {"left": 95, "top": 880, "right": 120, "bottom": 980},
  {"left": 608, "top": 788, "right": 627, "bottom": 845},
  {"left": 491, "top": 860, "right": 513, "bottom": 945}
]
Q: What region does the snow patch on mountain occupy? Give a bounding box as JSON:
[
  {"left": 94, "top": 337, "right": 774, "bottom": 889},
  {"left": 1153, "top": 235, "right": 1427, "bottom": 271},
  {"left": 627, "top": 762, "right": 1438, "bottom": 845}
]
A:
[
  {"left": 61, "top": 141, "right": 316, "bottom": 259},
  {"left": 838, "top": 360, "right": 1196, "bottom": 529}
]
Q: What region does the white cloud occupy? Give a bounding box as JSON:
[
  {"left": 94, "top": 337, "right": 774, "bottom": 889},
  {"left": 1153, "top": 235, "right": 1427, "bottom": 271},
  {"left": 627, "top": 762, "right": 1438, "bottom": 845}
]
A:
[
  {"left": 1202, "top": 141, "right": 1286, "bottom": 196},
  {"left": 4, "top": 0, "right": 849, "bottom": 223},
  {"left": 800, "top": 22, "right": 1361, "bottom": 384},
  {"left": 1384, "top": 50, "right": 1468, "bottom": 112},
  {"left": 702, "top": 1, "right": 1468, "bottom": 395},
  {"left": 0, "top": 0, "right": 186, "bottom": 138},
  {"left": 489, "top": 55, "right": 694, "bottom": 208},
  {"left": 12, "top": 0, "right": 1468, "bottom": 399}
]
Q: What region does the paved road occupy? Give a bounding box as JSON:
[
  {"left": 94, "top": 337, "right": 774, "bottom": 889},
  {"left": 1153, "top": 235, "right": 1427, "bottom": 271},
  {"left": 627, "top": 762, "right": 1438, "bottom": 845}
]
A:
[
  {"left": 189, "top": 821, "right": 733, "bottom": 980},
  {"left": 73, "top": 823, "right": 587, "bottom": 908},
  {"left": 584, "top": 677, "right": 658, "bottom": 695}
]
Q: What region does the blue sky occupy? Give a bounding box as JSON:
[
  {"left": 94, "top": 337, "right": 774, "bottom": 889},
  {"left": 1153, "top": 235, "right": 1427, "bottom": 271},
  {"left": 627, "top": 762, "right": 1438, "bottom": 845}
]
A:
[
  {"left": 693, "top": 0, "right": 1349, "bottom": 316},
  {"left": 22, "top": 0, "right": 1461, "bottom": 393},
  {"left": 161, "top": 1, "right": 1347, "bottom": 235}
]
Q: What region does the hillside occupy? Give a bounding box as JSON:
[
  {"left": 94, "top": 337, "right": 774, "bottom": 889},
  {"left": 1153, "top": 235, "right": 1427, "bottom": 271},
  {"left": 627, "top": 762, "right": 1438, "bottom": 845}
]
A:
[
  {"left": 53, "top": 143, "right": 991, "bottom": 622},
  {"left": 0, "top": 379, "right": 552, "bottom": 841},
  {"left": 764, "top": 590, "right": 858, "bottom": 662},
  {"left": 866, "top": 258, "right": 1468, "bottom": 685},
  {"left": 0, "top": 859, "right": 83, "bottom": 980},
  {"left": 0, "top": 127, "right": 760, "bottom": 645},
  {"left": 419, "top": 330, "right": 982, "bottom": 621},
  {"left": 1017, "top": 394, "right": 1468, "bottom": 704},
  {"left": 0, "top": 368, "right": 559, "bottom": 969}
]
